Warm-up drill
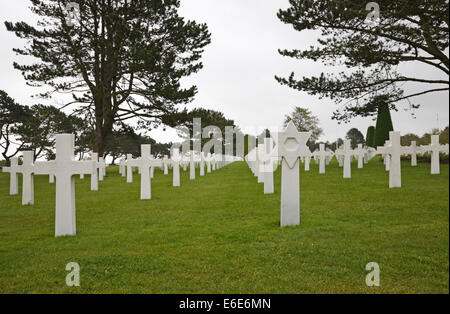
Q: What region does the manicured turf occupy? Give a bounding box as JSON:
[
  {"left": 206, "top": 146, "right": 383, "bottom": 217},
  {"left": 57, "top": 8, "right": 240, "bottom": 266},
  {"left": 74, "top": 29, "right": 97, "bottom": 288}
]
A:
[{"left": 0, "top": 160, "right": 448, "bottom": 293}]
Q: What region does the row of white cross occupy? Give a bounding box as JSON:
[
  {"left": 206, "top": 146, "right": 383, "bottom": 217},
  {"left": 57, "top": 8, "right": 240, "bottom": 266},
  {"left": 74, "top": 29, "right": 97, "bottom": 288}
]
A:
[
  {"left": 1, "top": 135, "right": 240, "bottom": 237},
  {"left": 1, "top": 127, "right": 448, "bottom": 236},
  {"left": 117, "top": 145, "right": 239, "bottom": 200},
  {"left": 245, "top": 122, "right": 449, "bottom": 228}
]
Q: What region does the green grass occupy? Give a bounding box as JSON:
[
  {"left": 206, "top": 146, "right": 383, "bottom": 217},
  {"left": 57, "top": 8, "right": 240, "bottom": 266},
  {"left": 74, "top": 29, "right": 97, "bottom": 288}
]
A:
[{"left": 0, "top": 160, "right": 448, "bottom": 293}]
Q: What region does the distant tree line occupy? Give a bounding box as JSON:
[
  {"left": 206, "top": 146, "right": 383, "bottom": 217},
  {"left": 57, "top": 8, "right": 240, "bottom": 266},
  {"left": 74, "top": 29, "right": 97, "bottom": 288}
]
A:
[{"left": 0, "top": 90, "right": 171, "bottom": 166}]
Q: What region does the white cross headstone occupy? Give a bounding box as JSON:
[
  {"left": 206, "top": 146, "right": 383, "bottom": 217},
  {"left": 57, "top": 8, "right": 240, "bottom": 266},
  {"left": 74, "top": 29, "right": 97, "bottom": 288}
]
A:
[
  {"left": 421, "top": 135, "right": 449, "bottom": 174},
  {"left": 257, "top": 144, "right": 264, "bottom": 183},
  {"left": 90, "top": 153, "right": 99, "bottom": 191},
  {"left": 335, "top": 145, "right": 344, "bottom": 167},
  {"left": 212, "top": 153, "right": 216, "bottom": 171},
  {"left": 278, "top": 122, "right": 311, "bottom": 227},
  {"left": 206, "top": 153, "right": 212, "bottom": 173},
  {"left": 2, "top": 157, "right": 19, "bottom": 195},
  {"left": 163, "top": 155, "right": 169, "bottom": 175},
  {"left": 127, "top": 144, "right": 160, "bottom": 199},
  {"left": 304, "top": 151, "right": 311, "bottom": 171},
  {"left": 172, "top": 148, "right": 181, "bottom": 187},
  {"left": 98, "top": 157, "right": 106, "bottom": 181},
  {"left": 119, "top": 158, "right": 126, "bottom": 177},
  {"left": 199, "top": 152, "right": 205, "bottom": 176},
  {"left": 377, "top": 131, "right": 403, "bottom": 188},
  {"left": 382, "top": 140, "right": 391, "bottom": 171},
  {"left": 189, "top": 152, "right": 196, "bottom": 180},
  {"left": 34, "top": 134, "right": 93, "bottom": 237},
  {"left": 409, "top": 141, "right": 421, "bottom": 167},
  {"left": 126, "top": 154, "right": 134, "bottom": 183},
  {"left": 355, "top": 144, "right": 365, "bottom": 169},
  {"left": 259, "top": 137, "right": 276, "bottom": 194},
  {"left": 325, "top": 149, "right": 333, "bottom": 165},
  {"left": 342, "top": 140, "right": 354, "bottom": 178},
  {"left": 314, "top": 144, "right": 332, "bottom": 174},
  {"left": 21, "top": 151, "right": 35, "bottom": 205}
]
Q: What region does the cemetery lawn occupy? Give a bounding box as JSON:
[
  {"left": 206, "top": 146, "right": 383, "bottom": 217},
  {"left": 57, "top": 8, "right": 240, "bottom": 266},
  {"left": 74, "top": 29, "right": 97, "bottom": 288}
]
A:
[{"left": 0, "top": 160, "right": 448, "bottom": 294}]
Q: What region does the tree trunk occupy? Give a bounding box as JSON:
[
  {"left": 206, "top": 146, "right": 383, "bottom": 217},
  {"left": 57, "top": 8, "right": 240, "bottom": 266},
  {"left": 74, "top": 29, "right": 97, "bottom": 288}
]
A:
[{"left": 94, "top": 127, "right": 104, "bottom": 156}]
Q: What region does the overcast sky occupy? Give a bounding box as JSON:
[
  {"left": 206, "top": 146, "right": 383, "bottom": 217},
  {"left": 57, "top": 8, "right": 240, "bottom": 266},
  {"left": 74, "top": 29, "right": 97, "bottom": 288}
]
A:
[{"left": 0, "top": 0, "right": 448, "bottom": 145}]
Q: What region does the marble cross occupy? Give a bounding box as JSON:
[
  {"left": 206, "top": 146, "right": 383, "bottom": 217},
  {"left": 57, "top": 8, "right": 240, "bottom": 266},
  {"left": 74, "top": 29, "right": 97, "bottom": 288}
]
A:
[
  {"left": 3, "top": 152, "right": 35, "bottom": 204},
  {"left": 314, "top": 144, "right": 332, "bottom": 174},
  {"left": 2, "top": 157, "right": 19, "bottom": 195},
  {"left": 382, "top": 140, "right": 391, "bottom": 171},
  {"left": 212, "top": 154, "right": 216, "bottom": 171},
  {"left": 119, "top": 158, "right": 126, "bottom": 177},
  {"left": 325, "top": 149, "right": 333, "bottom": 165},
  {"left": 421, "top": 135, "right": 449, "bottom": 175},
  {"left": 34, "top": 134, "right": 93, "bottom": 237},
  {"left": 278, "top": 121, "right": 311, "bottom": 227},
  {"left": 199, "top": 152, "right": 205, "bottom": 176},
  {"left": 90, "top": 153, "right": 99, "bottom": 191},
  {"left": 342, "top": 140, "right": 355, "bottom": 178},
  {"left": 260, "top": 138, "right": 276, "bottom": 194},
  {"left": 304, "top": 150, "right": 311, "bottom": 171},
  {"left": 377, "top": 131, "right": 403, "bottom": 188},
  {"left": 355, "top": 144, "right": 365, "bottom": 169},
  {"left": 257, "top": 144, "right": 264, "bottom": 183},
  {"left": 172, "top": 148, "right": 182, "bottom": 187},
  {"left": 127, "top": 144, "right": 159, "bottom": 199},
  {"left": 126, "top": 154, "right": 134, "bottom": 183},
  {"left": 20, "top": 151, "right": 35, "bottom": 205},
  {"left": 408, "top": 141, "right": 421, "bottom": 167},
  {"left": 206, "top": 153, "right": 212, "bottom": 173},
  {"left": 163, "top": 155, "right": 169, "bottom": 175},
  {"left": 189, "top": 151, "right": 196, "bottom": 180},
  {"left": 335, "top": 145, "right": 344, "bottom": 167},
  {"left": 98, "top": 157, "right": 106, "bottom": 181}
]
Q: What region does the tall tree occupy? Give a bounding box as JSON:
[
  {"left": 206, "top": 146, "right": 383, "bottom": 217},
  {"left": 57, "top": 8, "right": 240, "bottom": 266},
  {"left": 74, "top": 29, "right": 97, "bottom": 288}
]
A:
[
  {"left": 401, "top": 133, "right": 421, "bottom": 146},
  {"left": 346, "top": 127, "right": 365, "bottom": 149},
  {"left": 5, "top": 0, "right": 211, "bottom": 155},
  {"left": 14, "top": 104, "right": 87, "bottom": 160},
  {"left": 276, "top": 0, "right": 449, "bottom": 122},
  {"left": 175, "top": 107, "right": 237, "bottom": 154},
  {"left": 374, "top": 103, "right": 394, "bottom": 147},
  {"left": 365, "top": 126, "right": 376, "bottom": 148},
  {"left": 0, "top": 90, "right": 32, "bottom": 164},
  {"left": 440, "top": 126, "right": 449, "bottom": 144},
  {"left": 283, "top": 107, "right": 323, "bottom": 142}
]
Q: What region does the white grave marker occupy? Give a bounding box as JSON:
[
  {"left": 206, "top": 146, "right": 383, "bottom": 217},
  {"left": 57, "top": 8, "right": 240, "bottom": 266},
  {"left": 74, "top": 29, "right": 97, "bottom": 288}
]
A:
[
  {"left": 278, "top": 122, "right": 311, "bottom": 227},
  {"left": 421, "top": 135, "right": 449, "bottom": 175},
  {"left": 2, "top": 157, "right": 19, "bottom": 195},
  {"left": 377, "top": 131, "right": 402, "bottom": 188},
  {"left": 342, "top": 140, "right": 355, "bottom": 179},
  {"left": 172, "top": 148, "right": 181, "bottom": 187},
  {"left": 34, "top": 134, "right": 93, "bottom": 237}
]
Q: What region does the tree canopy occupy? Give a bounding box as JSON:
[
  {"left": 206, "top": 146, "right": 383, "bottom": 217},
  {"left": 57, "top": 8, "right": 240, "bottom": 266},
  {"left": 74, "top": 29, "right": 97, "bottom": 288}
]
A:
[
  {"left": 365, "top": 126, "right": 376, "bottom": 148},
  {"left": 283, "top": 107, "right": 323, "bottom": 142},
  {"left": 374, "top": 103, "right": 394, "bottom": 147},
  {"left": 276, "top": 0, "right": 449, "bottom": 122},
  {"left": 5, "top": 0, "right": 211, "bottom": 155},
  {"left": 346, "top": 127, "right": 365, "bottom": 149}
]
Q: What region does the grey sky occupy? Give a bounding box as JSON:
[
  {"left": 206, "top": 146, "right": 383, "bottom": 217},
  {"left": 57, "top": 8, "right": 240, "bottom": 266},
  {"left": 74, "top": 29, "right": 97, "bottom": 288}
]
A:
[{"left": 1, "top": 0, "right": 448, "bottom": 146}]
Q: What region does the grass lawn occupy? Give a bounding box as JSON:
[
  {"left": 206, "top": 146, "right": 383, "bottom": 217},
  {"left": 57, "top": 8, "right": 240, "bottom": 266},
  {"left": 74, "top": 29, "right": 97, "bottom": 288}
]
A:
[{"left": 0, "top": 159, "right": 448, "bottom": 293}]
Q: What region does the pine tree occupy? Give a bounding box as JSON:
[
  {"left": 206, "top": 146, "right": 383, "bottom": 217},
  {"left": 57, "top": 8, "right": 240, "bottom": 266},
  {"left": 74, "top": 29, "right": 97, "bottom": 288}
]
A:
[
  {"left": 374, "top": 104, "right": 394, "bottom": 147},
  {"left": 365, "top": 126, "right": 376, "bottom": 148},
  {"left": 5, "top": 0, "right": 211, "bottom": 155}
]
